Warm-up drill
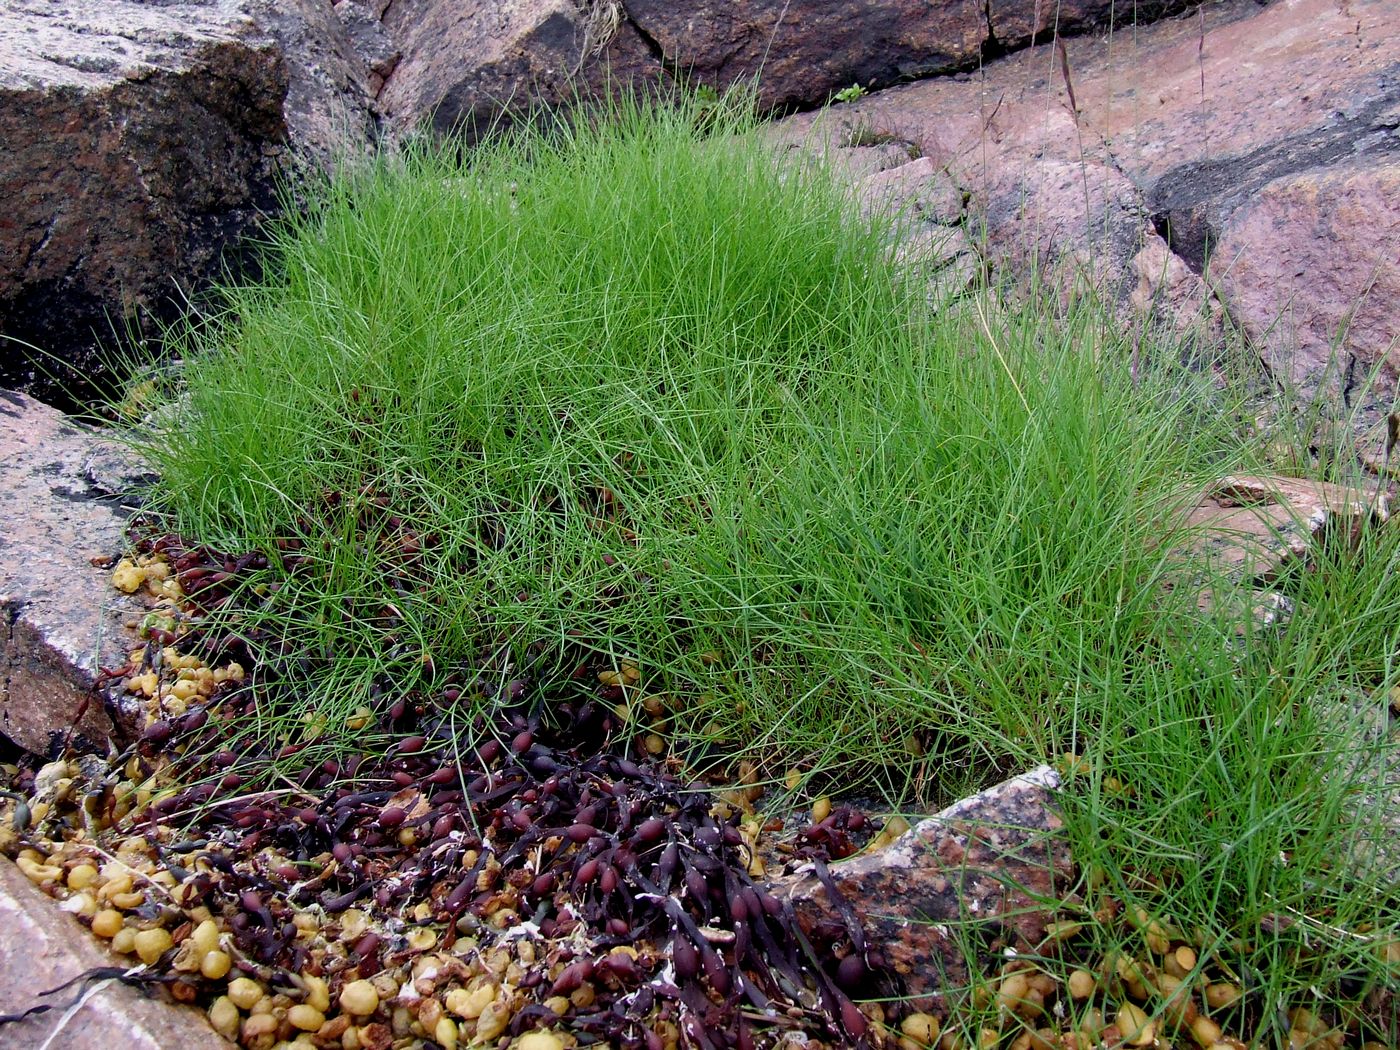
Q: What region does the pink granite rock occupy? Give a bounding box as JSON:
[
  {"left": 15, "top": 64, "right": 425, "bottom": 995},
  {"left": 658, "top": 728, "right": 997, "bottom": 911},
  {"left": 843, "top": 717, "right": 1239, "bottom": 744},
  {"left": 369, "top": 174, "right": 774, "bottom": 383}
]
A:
[
  {"left": 1213, "top": 158, "right": 1400, "bottom": 398},
  {"left": 1172, "top": 472, "right": 1388, "bottom": 633},
  {"left": 620, "top": 0, "right": 1194, "bottom": 113},
  {"left": 773, "top": 0, "right": 1400, "bottom": 418}
]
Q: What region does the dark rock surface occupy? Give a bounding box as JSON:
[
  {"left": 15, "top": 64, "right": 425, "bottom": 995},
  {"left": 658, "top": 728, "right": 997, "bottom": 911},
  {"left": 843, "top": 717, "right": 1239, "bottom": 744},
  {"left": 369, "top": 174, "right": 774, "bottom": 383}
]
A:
[
  {"left": 0, "top": 2, "right": 290, "bottom": 405},
  {"left": 0, "top": 0, "right": 377, "bottom": 409},
  {"left": 375, "top": 0, "right": 1201, "bottom": 138},
  {"left": 376, "top": 0, "right": 661, "bottom": 141},
  {"left": 619, "top": 0, "right": 1197, "bottom": 113},
  {"left": 244, "top": 0, "right": 378, "bottom": 163}
]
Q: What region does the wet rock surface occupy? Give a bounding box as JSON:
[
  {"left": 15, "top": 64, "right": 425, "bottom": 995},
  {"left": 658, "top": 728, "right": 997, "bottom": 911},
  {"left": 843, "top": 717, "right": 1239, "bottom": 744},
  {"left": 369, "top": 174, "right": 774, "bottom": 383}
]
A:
[
  {"left": 774, "top": 767, "right": 1070, "bottom": 1010},
  {"left": 0, "top": 392, "right": 146, "bottom": 755}
]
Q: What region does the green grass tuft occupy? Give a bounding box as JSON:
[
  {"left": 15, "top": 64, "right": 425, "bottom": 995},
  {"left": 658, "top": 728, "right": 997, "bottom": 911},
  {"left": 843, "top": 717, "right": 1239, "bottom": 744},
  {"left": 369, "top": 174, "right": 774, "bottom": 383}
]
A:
[{"left": 137, "top": 92, "right": 1243, "bottom": 796}]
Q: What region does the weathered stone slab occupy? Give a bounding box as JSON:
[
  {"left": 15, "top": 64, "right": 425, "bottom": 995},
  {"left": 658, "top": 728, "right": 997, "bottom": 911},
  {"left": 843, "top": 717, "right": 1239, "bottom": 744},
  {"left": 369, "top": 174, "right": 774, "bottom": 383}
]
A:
[
  {"left": 1184, "top": 473, "right": 1389, "bottom": 583},
  {"left": 1180, "top": 498, "right": 1318, "bottom": 580},
  {"left": 0, "top": 857, "right": 229, "bottom": 1048},
  {"left": 859, "top": 156, "right": 966, "bottom": 227},
  {"left": 772, "top": 766, "right": 1070, "bottom": 1008},
  {"left": 0, "top": 392, "right": 146, "bottom": 755},
  {"left": 1167, "top": 472, "right": 1386, "bottom": 636},
  {"left": 1213, "top": 473, "right": 1389, "bottom": 524}
]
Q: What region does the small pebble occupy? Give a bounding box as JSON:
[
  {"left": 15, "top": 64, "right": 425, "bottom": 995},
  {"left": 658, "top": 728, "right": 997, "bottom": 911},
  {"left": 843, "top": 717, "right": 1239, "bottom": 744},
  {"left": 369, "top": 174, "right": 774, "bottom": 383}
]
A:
[
  {"left": 340, "top": 979, "right": 380, "bottom": 1016},
  {"left": 133, "top": 927, "right": 172, "bottom": 965},
  {"left": 288, "top": 1003, "right": 325, "bottom": 1031}
]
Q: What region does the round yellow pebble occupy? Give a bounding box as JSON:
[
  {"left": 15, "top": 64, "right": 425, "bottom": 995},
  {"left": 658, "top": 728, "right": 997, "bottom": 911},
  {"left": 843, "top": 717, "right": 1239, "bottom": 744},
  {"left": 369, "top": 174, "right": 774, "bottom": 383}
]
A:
[
  {"left": 133, "top": 927, "right": 173, "bottom": 965},
  {"left": 91, "top": 909, "right": 124, "bottom": 939},
  {"left": 1116, "top": 1003, "right": 1155, "bottom": 1047},
  {"left": 901, "top": 1013, "right": 941, "bottom": 1046},
  {"left": 241, "top": 1013, "right": 277, "bottom": 1040},
  {"left": 475, "top": 1001, "right": 510, "bottom": 1042},
  {"left": 287, "top": 1004, "right": 325, "bottom": 1031},
  {"left": 339, "top": 979, "right": 380, "bottom": 1016},
  {"left": 1067, "top": 969, "right": 1096, "bottom": 1000},
  {"left": 445, "top": 983, "right": 495, "bottom": 1020}
]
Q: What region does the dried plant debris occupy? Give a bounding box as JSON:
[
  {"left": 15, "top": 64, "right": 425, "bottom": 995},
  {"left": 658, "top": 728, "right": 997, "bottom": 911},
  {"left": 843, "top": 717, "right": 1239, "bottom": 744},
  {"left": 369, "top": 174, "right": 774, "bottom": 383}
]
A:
[
  {"left": 0, "top": 715, "right": 886, "bottom": 1048},
  {"left": 6, "top": 733, "right": 1397, "bottom": 1050}
]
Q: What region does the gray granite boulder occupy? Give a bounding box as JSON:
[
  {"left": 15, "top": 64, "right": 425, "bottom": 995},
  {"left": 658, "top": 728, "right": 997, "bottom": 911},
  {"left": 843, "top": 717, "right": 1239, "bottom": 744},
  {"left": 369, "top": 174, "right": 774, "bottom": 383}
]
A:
[{"left": 0, "top": 392, "right": 146, "bottom": 755}]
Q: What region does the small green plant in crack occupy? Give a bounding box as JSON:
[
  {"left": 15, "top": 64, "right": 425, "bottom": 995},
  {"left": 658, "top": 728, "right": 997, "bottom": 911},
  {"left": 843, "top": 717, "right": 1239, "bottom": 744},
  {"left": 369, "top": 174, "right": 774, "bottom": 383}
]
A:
[{"left": 832, "top": 82, "right": 867, "bottom": 104}]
